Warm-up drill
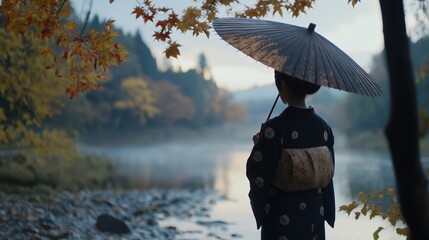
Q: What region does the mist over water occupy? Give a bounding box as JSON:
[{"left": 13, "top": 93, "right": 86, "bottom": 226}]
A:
[{"left": 80, "top": 120, "right": 428, "bottom": 240}]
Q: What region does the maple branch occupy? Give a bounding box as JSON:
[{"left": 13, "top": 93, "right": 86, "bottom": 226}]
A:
[
  {"left": 56, "top": 0, "right": 68, "bottom": 15},
  {"left": 80, "top": 0, "right": 93, "bottom": 37}
]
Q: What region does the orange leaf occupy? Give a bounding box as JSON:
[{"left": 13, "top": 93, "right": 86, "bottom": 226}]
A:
[
  {"left": 153, "top": 31, "right": 170, "bottom": 42},
  {"left": 164, "top": 42, "right": 181, "bottom": 59},
  {"left": 143, "top": 13, "right": 155, "bottom": 23},
  {"left": 65, "top": 86, "right": 78, "bottom": 99},
  {"left": 62, "top": 51, "right": 69, "bottom": 60},
  {"left": 132, "top": 7, "right": 145, "bottom": 19}
]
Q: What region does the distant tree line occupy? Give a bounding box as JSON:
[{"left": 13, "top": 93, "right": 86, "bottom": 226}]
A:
[
  {"left": 46, "top": 16, "right": 245, "bottom": 137},
  {"left": 340, "top": 36, "right": 429, "bottom": 137}
]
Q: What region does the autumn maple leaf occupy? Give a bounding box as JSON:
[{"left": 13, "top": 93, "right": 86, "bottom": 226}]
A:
[
  {"left": 132, "top": 7, "right": 145, "bottom": 19},
  {"left": 164, "top": 42, "right": 181, "bottom": 59}
]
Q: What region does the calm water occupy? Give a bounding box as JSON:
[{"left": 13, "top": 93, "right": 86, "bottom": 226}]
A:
[{"left": 81, "top": 139, "right": 428, "bottom": 240}]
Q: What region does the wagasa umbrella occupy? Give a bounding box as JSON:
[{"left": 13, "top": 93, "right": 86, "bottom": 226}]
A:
[
  {"left": 213, "top": 17, "right": 382, "bottom": 120},
  {"left": 213, "top": 18, "right": 382, "bottom": 96}
]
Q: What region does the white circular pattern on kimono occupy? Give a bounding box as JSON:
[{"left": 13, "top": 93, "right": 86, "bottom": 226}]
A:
[
  {"left": 278, "top": 236, "right": 288, "bottom": 240},
  {"left": 279, "top": 215, "right": 290, "bottom": 225},
  {"left": 299, "top": 202, "right": 307, "bottom": 210},
  {"left": 253, "top": 151, "right": 263, "bottom": 162},
  {"left": 318, "top": 188, "right": 322, "bottom": 194},
  {"left": 264, "top": 127, "right": 275, "bottom": 139},
  {"left": 320, "top": 206, "right": 325, "bottom": 216},
  {"left": 324, "top": 131, "right": 328, "bottom": 141},
  {"left": 265, "top": 203, "right": 271, "bottom": 214},
  {"left": 291, "top": 130, "right": 299, "bottom": 140},
  {"left": 255, "top": 177, "right": 264, "bottom": 187},
  {"left": 311, "top": 224, "right": 315, "bottom": 232}
]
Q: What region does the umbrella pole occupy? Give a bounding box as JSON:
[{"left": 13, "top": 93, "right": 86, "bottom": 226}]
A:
[
  {"left": 260, "top": 94, "right": 279, "bottom": 131},
  {"left": 266, "top": 94, "right": 280, "bottom": 122}
]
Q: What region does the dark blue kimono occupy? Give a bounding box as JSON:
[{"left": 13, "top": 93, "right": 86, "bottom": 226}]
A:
[{"left": 246, "top": 106, "right": 335, "bottom": 240}]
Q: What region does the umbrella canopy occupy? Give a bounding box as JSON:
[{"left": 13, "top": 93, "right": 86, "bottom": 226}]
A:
[{"left": 213, "top": 18, "right": 382, "bottom": 97}]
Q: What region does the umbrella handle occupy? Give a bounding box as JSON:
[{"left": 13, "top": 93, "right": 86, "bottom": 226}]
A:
[
  {"left": 266, "top": 94, "right": 280, "bottom": 122},
  {"left": 261, "top": 94, "right": 280, "bottom": 131}
]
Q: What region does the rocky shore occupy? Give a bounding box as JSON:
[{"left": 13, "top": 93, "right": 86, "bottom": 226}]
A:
[{"left": 0, "top": 189, "right": 242, "bottom": 240}]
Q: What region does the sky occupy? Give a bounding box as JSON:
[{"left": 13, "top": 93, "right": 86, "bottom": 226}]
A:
[{"left": 71, "top": 0, "right": 388, "bottom": 92}]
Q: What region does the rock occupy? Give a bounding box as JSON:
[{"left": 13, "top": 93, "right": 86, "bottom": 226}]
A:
[
  {"left": 231, "top": 233, "right": 243, "bottom": 238},
  {"left": 146, "top": 218, "right": 158, "bottom": 226},
  {"left": 95, "top": 213, "right": 130, "bottom": 234},
  {"left": 196, "top": 220, "right": 228, "bottom": 227}
]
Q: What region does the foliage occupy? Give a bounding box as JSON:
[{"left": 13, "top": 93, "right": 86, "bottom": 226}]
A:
[
  {"left": 417, "top": 60, "right": 429, "bottom": 137},
  {"left": 0, "top": 154, "right": 116, "bottom": 193},
  {"left": 123, "top": 0, "right": 315, "bottom": 58},
  {"left": 148, "top": 80, "right": 196, "bottom": 126},
  {"left": 212, "top": 89, "right": 246, "bottom": 121},
  {"left": 341, "top": 37, "right": 429, "bottom": 139},
  {"left": 0, "top": 0, "right": 127, "bottom": 99},
  {"left": 0, "top": 26, "right": 77, "bottom": 160},
  {"left": 114, "top": 77, "right": 159, "bottom": 124},
  {"left": 340, "top": 188, "right": 410, "bottom": 240}
]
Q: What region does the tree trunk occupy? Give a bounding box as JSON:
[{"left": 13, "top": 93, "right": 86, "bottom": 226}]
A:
[{"left": 379, "top": 0, "right": 429, "bottom": 238}]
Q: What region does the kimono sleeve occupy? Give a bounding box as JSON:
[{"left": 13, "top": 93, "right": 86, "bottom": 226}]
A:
[{"left": 246, "top": 121, "right": 281, "bottom": 229}]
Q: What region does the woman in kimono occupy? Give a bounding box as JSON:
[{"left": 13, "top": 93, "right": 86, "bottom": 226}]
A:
[{"left": 247, "top": 70, "right": 335, "bottom": 240}]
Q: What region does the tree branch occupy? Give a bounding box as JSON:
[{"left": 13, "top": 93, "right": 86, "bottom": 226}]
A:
[
  {"left": 56, "top": 0, "right": 68, "bottom": 15},
  {"left": 80, "top": 0, "right": 93, "bottom": 37}
]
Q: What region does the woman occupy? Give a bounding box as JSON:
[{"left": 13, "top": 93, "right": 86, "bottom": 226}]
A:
[{"left": 246, "top": 70, "right": 336, "bottom": 240}]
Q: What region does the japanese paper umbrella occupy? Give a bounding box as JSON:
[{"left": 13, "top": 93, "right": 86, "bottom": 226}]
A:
[{"left": 213, "top": 18, "right": 382, "bottom": 120}]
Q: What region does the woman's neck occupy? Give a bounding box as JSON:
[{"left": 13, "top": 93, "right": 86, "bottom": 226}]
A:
[{"left": 287, "top": 98, "right": 308, "bottom": 108}]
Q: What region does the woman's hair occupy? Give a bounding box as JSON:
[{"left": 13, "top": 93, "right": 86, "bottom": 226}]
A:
[{"left": 274, "top": 70, "right": 321, "bottom": 98}]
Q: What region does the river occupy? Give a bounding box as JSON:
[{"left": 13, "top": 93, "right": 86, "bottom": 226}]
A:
[{"left": 81, "top": 137, "right": 428, "bottom": 240}]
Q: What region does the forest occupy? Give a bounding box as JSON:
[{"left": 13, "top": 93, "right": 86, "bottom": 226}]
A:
[
  {"left": 0, "top": 10, "right": 244, "bottom": 191},
  {"left": 45, "top": 16, "right": 246, "bottom": 143},
  {"left": 339, "top": 35, "right": 429, "bottom": 149}
]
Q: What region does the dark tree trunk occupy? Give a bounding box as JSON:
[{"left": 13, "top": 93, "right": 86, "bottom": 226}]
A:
[{"left": 379, "top": 0, "right": 429, "bottom": 238}]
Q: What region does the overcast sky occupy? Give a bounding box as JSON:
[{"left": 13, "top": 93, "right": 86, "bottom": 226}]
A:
[{"left": 72, "top": 0, "right": 388, "bottom": 91}]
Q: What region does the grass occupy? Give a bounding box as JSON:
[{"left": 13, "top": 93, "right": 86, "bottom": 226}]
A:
[{"left": 0, "top": 153, "right": 116, "bottom": 195}]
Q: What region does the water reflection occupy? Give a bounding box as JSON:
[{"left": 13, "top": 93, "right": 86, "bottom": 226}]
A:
[{"left": 82, "top": 142, "right": 424, "bottom": 240}]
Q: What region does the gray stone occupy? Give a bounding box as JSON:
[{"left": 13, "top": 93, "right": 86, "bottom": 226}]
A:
[{"left": 95, "top": 213, "right": 131, "bottom": 234}]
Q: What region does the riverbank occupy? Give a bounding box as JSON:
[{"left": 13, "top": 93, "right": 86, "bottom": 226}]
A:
[
  {"left": 346, "top": 131, "right": 429, "bottom": 155},
  {"left": 0, "top": 189, "right": 241, "bottom": 240}
]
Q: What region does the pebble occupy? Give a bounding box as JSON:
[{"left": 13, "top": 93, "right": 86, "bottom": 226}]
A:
[{"left": 0, "top": 189, "right": 226, "bottom": 240}]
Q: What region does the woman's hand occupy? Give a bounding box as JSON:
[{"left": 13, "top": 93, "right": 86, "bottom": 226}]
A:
[{"left": 252, "top": 132, "right": 260, "bottom": 144}]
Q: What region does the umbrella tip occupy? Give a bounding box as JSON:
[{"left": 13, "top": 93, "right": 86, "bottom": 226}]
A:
[{"left": 307, "top": 23, "right": 316, "bottom": 33}]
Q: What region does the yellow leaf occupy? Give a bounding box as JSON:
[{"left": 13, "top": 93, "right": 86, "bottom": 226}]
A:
[
  {"left": 396, "top": 227, "right": 410, "bottom": 236},
  {"left": 387, "top": 187, "right": 395, "bottom": 195},
  {"left": 273, "top": 4, "right": 283, "bottom": 17},
  {"left": 348, "top": 0, "right": 360, "bottom": 7},
  {"left": 339, "top": 201, "right": 358, "bottom": 215},
  {"left": 373, "top": 227, "right": 383, "bottom": 240},
  {"left": 361, "top": 202, "right": 368, "bottom": 216},
  {"left": 389, "top": 212, "right": 400, "bottom": 226},
  {"left": 354, "top": 212, "right": 361, "bottom": 220},
  {"left": 370, "top": 206, "right": 381, "bottom": 219}
]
